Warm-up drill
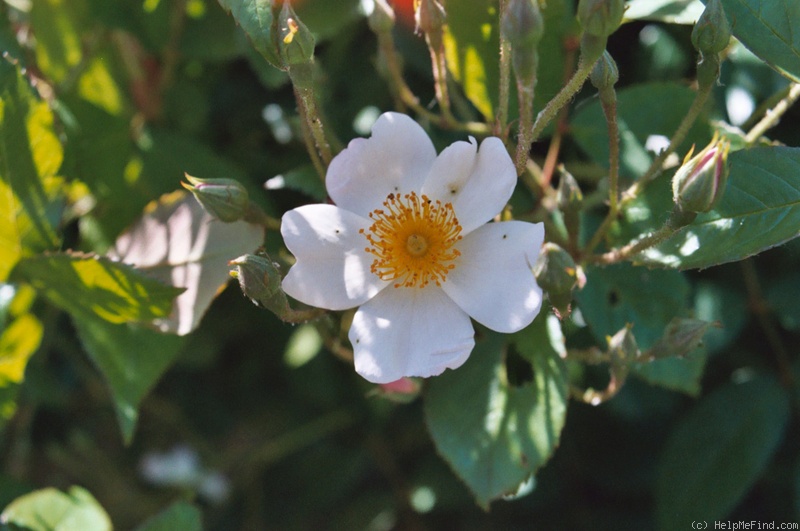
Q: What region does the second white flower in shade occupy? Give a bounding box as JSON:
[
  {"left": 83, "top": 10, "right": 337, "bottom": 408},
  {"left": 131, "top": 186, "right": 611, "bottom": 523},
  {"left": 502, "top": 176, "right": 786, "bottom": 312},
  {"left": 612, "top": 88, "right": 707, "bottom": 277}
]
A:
[{"left": 281, "top": 112, "right": 545, "bottom": 383}]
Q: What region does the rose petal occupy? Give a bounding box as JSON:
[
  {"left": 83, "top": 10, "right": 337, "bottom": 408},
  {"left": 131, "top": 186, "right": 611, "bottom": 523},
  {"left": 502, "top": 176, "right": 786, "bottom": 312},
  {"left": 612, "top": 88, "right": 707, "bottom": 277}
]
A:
[
  {"left": 281, "top": 204, "right": 387, "bottom": 310},
  {"left": 350, "top": 286, "right": 475, "bottom": 383},
  {"left": 327, "top": 112, "right": 437, "bottom": 218},
  {"left": 421, "top": 136, "right": 516, "bottom": 235},
  {"left": 442, "top": 221, "right": 544, "bottom": 333}
]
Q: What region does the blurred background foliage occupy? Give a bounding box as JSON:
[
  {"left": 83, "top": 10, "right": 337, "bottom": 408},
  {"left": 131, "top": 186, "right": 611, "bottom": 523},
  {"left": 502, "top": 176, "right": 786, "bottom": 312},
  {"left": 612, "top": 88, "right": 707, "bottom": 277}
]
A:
[{"left": 0, "top": 0, "right": 799, "bottom": 529}]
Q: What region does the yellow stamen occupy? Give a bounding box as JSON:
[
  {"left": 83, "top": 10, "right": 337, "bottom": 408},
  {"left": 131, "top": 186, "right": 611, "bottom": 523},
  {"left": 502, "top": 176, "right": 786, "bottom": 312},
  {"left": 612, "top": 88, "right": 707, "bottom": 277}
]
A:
[{"left": 359, "top": 192, "right": 462, "bottom": 288}]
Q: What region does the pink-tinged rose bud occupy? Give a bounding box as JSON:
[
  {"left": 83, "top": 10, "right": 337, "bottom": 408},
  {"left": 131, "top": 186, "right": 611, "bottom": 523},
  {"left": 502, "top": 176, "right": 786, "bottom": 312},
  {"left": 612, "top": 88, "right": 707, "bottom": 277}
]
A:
[
  {"left": 672, "top": 135, "right": 730, "bottom": 214},
  {"left": 373, "top": 377, "right": 422, "bottom": 403},
  {"left": 182, "top": 174, "right": 249, "bottom": 222}
]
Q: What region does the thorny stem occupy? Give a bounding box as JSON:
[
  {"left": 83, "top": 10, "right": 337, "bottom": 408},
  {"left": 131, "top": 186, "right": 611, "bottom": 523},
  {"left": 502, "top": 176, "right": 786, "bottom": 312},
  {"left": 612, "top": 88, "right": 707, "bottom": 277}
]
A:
[
  {"left": 293, "top": 83, "right": 333, "bottom": 166},
  {"left": 496, "top": 0, "right": 511, "bottom": 138},
  {"left": 603, "top": 91, "right": 620, "bottom": 212},
  {"left": 530, "top": 52, "right": 596, "bottom": 143},
  {"left": 622, "top": 83, "right": 712, "bottom": 201},
  {"left": 583, "top": 88, "right": 621, "bottom": 254},
  {"left": 540, "top": 39, "right": 578, "bottom": 188},
  {"left": 744, "top": 82, "right": 800, "bottom": 146},
  {"left": 295, "top": 92, "right": 328, "bottom": 181},
  {"left": 376, "top": 31, "right": 489, "bottom": 135},
  {"left": 514, "top": 81, "right": 536, "bottom": 175},
  {"left": 589, "top": 209, "right": 686, "bottom": 265},
  {"left": 740, "top": 260, "right": 794, "bottom": 388},
  {"left": 428, "top": 38, "right": 454, "bottom": 121}
]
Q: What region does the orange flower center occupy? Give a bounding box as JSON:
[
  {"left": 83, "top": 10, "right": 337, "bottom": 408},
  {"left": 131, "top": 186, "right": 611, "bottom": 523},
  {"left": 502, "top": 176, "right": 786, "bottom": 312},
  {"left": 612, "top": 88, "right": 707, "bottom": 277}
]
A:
[{"left": 360, "top": 192, "right": 463, "bottom": 288}]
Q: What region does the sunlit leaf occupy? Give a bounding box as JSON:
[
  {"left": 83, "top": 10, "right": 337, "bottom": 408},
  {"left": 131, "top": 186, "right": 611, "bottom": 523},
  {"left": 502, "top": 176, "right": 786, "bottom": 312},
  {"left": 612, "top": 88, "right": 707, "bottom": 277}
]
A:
[
  {"left": 111, "top": 191, "right": 264, "bottom": 335},
  {"left": 73, "top": 315, "right": 185, "bottom": 443},
  {"left": 0, "top": 485, "right": 112, "bottom": 531},
  {"left": 425, "top": 317, "right": 568, "bottom": 508},
  {"left": 443, "top": 0, "right": 496, "bottom": 119},
  {"left": 624, "top": 0, "right": 705, "bottom": 24},
  {"left": 656, "top": 376, "right": 790, "bottom": 528},
  {"left": 443, "top": 0, "right": 575, "bottom": 121},
  {"left": 77, "top": 51, "right": 128, "bottom": 117},
  {"left": 134, "top": 501, "right": 202, "bottom": 531},
  {"left": 13, "top": 252, "right": 183, "bottom": 324},
  {"left": 637, "top": 147, "right": 800, "bottom": 269},
  {"left": 721, "top": 0, "right": 800, "bottom": 82},
  {"left": 0, "top": 312, "right": 42, "bottom": 430},
  {"left": 0, "top": 58, "right": 62, "bottom": 266},
  {"left": 29, "top": 0, "right": 88, "bottom": 84},
  {"left": 0, "top": 313, "right": 42, "bottom": 385}
]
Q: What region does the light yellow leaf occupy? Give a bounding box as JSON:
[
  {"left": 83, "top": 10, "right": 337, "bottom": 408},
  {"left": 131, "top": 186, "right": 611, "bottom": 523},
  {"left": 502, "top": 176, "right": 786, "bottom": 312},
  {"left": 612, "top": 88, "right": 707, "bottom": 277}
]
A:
[{"left": 0, "top": 314, "right": 43, "bottom": 385}]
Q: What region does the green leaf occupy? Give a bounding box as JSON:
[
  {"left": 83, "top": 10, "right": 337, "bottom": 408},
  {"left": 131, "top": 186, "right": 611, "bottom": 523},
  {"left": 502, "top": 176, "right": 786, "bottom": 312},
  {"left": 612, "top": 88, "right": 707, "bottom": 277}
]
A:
[
  {"left": 443, "top": 0, "right": 498, "bottom": 119},
  {"left": 134, "top": 501, "right": 202, "bottom": 531},
  {"left": 111, "top": 192, "right": 264, "bottom": 335},
  {"left": 633, "top": 317, "right": 712, "bottom": 396},
  {"left": 29, "top": 0, "right": 89, "bottom": 85},
  {"left": 576, "top": 263, "right": 690, "bottom": 347},
  {"left": 572, "top": 82, "right": 710, "bottom": 179},
  {"left": 217, "top": 0, "right": 281, "bottom": 67},
  {"left": 73, "top": 315, "right": 185, "bottom": 443},
  {"left": 265, "top": 164, "right": 327, "bottom": 202},
  {"left": 425, "top": 317, "right": 568, "bottom": 508},
  {"left": 765, "top": 272, "right": 800, "bottom": 331},
  {"left": 624, "top": 0, "right": 705, "bottom": 24},
  {"left": 693, "top": 281, "right": 748, "bottom": 354},
  {"left": 720, "top": 0, "right": 800, "bottom": 82},
  {"left": 656, "top": 376, "right": 791, "bottom": 528},
  {"left": 0, "top": 313, "right": 42, "bottom": 386},
  {"left": 576, "top": 264, "right": 707, "bottom": 393},
  {"left": 0, "top": 58, "right": 62, "bottom": 267},
  {"left": 0, "top": 313, "right": 42, "bottom": 431},
  {"left": 634, "top": 352, "right": 706, "bottom": 396},
  {"left": 637, "top": 147, "right": 800, "bottom": 269},
  {"left": 13, "top": 252, "right": 183, "bottom": 325},
  {"left": 0, "top": 486, "right": 112, "bottom": 531}
]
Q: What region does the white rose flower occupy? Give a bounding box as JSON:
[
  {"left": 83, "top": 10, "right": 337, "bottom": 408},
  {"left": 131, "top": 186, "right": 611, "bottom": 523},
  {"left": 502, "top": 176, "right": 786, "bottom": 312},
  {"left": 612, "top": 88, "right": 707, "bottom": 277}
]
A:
[{"left": 281, "top": 112, "right": 544, "bottom": 383}]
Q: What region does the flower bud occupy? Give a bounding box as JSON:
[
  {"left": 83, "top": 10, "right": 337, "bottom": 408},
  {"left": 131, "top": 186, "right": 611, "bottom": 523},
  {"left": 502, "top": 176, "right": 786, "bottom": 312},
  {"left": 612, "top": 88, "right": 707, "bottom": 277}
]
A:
[
  {"left": 695, "top": 50, "right": 721, "bottom": 91},
  {"left": 691, "top": 0, "right": 731, "bottom": 56},
  {"left": 607, "top": 324, "right": 639, "bottom": 361},
  {"left": 415, "top": 0, "right": 446, "bottom": 35},
  {"left": 279, "top": 1, "right": 315, "bottom": 67},
  {"left": 556, "top": 167, "right": 584, "bottom": 212},
  {"left": 182, "top": 174, "right": 249, "bottom": 222},
  {"left": 590, "top": 50, "right": 619, "bottom": 92},
  {"left": 368, "top": 0, "right": 395, "bottom": 34},
  {"left": 577, "top": 0, "right": 625, "bottom": 38},
  {"left": 230, "top": 253, "right": 323, "bottom": 323},
  {"left": 533, "top": 243, "right": 579, "bottom": 319},
  {"left": 672, "top": 134, "right": 730, "bottom": 214},
  {"left": 502, "top": 0, "right": 544, "bottom": 85},
  {"left": 370, "top": 377, "right": 422, "bottom": 403},
  {"left": 501, "top": 0, "right": 544, "bottom": 49}
]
